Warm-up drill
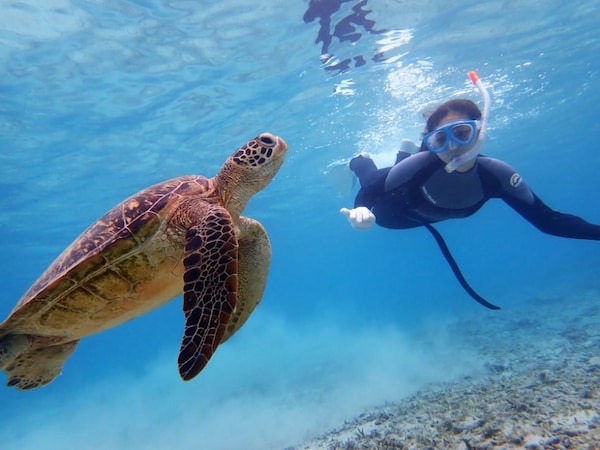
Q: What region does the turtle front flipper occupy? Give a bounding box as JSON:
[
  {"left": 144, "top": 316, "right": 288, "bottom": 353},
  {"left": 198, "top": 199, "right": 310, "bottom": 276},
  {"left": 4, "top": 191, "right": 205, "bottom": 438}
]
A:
[
  {"left": 4, "top": 340, "right": 78, "bottom": 390},
  {"left": 221, "top": 216, "right": 271, "bottom": 343},
  {"left": 178, "top": 206, "right": 238, "bottom": 381}
]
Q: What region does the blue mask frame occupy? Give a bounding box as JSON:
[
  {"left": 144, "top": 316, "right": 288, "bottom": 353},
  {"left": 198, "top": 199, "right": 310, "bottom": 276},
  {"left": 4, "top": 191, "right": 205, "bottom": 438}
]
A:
[{"left": 423, "top": 120, "right": 481, "bottom": 153}]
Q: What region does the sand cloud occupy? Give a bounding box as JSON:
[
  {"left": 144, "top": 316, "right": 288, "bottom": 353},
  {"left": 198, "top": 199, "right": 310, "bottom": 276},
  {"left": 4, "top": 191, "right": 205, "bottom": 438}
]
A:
[{"left": 0, "top": 311, "right": 484, "bottom": 450}]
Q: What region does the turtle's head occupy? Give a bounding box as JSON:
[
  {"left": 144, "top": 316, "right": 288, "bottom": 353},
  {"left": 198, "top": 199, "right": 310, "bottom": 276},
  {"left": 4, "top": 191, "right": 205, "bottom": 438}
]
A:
[{"left": 218, "top": 132, "right": 288, "bottom": 211}]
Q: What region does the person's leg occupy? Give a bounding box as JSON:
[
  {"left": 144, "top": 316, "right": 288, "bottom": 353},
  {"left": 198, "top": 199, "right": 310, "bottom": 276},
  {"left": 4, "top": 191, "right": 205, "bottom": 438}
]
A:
[
  {"left": 395, "top": 150, "right": 411, "bottom": 164},
  {"left": 349, "top": 154, "right": 378, "bottom": 185}
]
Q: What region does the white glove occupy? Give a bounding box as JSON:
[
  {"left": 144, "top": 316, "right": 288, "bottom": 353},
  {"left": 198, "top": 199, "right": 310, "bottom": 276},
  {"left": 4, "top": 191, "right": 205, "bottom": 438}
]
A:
[{"left": 340, "top": 206, "right": 375, "bottom": 230}]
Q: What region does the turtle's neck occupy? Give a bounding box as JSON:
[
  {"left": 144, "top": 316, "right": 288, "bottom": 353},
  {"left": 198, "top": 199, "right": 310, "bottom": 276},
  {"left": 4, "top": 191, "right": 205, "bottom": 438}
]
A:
[{"left": 212, "top": 169, "right": 254, "bottom": 222}]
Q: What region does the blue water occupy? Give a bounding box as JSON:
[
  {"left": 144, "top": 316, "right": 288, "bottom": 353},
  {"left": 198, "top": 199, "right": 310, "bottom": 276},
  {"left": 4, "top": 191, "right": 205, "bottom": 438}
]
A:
[{"left": 1, "top": 1, "right": 599, "bottom": 448}]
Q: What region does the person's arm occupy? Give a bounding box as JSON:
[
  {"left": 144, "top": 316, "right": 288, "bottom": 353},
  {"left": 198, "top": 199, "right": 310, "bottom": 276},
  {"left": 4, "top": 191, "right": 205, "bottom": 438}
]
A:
[
  {"left": 505, "top": 193, "right": 600, "bottom": 240},
  {"left": 340, "top": 155, "right": 389, "bottom": 230},
  {"left": 348, "top": 154, "right": 390, "bottom": 209},
  {"left": 480, "top": 157, "right": 600, "bottom": 240}
]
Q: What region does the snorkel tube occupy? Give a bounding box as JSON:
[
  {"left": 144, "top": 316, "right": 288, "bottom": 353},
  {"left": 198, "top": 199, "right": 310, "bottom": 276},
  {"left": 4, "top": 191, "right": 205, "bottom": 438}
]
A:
[
  {"left": 469, "top": 70, "right": 491, "bottom": 138},
  {"left": 445, "top": 71, "right": 491, "bottom": 172}
]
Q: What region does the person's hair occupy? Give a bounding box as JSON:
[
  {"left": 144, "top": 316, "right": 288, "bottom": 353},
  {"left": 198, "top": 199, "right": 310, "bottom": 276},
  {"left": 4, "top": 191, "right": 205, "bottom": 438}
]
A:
[{"left": 424, "top": 99, "right": 482, "bottom": 134}]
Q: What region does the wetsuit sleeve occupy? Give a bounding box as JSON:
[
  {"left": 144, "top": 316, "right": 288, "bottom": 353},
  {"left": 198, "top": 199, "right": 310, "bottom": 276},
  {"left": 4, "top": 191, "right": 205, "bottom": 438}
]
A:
[
  {"left": 348, "top": 155, "right": 390, "bottom": 209},
  {"left": 480, "top": 157, "right": 600, "bottom": 240},
  {"left": 505, "top": 194, "right": 600, "bottom": 240}
]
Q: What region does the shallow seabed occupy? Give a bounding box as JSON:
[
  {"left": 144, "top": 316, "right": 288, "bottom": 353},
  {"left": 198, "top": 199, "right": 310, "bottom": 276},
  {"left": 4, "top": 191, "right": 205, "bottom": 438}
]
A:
[
  {"left": 1, "top": 1, "right": 599, "bottom": 449},
  {"left": 295, "top": 290, "right": 600, "bottom": 450}
]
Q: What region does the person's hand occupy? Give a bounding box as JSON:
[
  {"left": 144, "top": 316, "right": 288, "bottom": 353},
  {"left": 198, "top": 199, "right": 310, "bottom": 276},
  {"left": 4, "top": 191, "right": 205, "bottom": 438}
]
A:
[{"left": 340, "top": 206, "right": 375, "bottom": 230}]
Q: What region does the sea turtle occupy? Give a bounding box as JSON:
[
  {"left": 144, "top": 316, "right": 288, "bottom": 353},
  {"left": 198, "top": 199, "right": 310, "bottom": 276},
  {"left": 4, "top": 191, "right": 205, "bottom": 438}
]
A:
[{"left": 0, "top": 132, "right": 287, "bottom": 390}]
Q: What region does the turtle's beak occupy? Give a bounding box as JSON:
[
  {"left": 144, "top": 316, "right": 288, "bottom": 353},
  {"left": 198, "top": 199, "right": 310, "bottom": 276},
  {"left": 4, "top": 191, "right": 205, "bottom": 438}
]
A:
[{"left": 274, "top": 135, "right": 287, "bottom": 157}]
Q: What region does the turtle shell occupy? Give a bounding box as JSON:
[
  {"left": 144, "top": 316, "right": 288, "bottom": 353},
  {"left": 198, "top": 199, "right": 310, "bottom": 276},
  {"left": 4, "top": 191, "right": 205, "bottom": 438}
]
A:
[{"left": 2, "top": 175, "right": 213, "bottom": 338}]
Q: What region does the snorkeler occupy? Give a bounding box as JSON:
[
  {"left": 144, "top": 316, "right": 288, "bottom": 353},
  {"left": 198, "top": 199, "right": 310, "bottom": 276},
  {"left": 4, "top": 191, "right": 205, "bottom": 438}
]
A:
[{"left": 340, "top": 72, "right": 600, "bottom": 309}]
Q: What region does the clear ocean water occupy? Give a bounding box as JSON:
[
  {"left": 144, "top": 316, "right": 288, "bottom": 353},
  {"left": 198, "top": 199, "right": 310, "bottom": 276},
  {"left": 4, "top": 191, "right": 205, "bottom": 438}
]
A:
[{"left": 1, "top": 1, "right": 599, "bottom": 448}]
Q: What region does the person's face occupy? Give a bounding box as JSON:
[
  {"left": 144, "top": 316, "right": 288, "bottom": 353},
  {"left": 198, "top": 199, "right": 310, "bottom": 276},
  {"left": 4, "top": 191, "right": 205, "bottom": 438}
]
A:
[{"left": 433, "top": 111, "right": 480, "bottom": 164}]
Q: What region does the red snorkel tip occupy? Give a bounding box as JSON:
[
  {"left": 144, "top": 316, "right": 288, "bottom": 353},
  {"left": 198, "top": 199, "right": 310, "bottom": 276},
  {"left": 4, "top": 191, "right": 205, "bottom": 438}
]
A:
[
  {"left": 446, "top": 70, "right": 490, "bottom": 174},
  {"left": 468, "top": 70, "right": 480, "bottom": 84}
]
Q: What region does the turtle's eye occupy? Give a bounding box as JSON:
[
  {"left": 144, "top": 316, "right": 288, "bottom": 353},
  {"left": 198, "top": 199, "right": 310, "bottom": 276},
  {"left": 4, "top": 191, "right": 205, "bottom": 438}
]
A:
[{"left": 259, "top": 135, "right": 274, "bottom": 145}]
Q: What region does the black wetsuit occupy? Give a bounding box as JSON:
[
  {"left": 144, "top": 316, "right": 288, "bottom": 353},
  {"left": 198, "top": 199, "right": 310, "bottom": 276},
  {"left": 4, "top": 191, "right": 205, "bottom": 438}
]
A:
[{"left": 350, "top": 151, "right": 600, "bottom": 240}]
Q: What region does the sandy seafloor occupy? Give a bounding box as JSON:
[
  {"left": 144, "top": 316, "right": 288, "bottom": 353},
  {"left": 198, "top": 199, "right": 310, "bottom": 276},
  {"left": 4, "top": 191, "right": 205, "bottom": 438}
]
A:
[{"left": 292, "top": 289, "right": 600, "bottom": 450}]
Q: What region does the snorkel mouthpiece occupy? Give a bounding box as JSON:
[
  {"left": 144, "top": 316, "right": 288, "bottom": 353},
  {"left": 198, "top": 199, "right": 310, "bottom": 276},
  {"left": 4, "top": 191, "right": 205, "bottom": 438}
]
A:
[
  {"left": 445, "top": 71, "right": 491, "bottom": 173},
  {"left": 444, "top": 146, "right": 481, "bottom": 172}
]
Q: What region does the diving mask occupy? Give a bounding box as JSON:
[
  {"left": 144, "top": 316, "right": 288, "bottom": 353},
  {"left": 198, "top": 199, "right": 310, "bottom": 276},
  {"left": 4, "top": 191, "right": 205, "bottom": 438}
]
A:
[{"left": 423, "top": 120, "right": 481, "bottom": 153}]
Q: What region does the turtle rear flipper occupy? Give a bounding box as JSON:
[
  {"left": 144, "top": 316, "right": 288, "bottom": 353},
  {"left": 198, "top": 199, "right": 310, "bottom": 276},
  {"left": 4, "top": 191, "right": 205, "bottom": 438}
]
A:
[
  {"left": 0, "top": 334, "right": 32, "bottom": 369},
  {"left": 4, "top": 340, "right": 78, "bottom": 390}
]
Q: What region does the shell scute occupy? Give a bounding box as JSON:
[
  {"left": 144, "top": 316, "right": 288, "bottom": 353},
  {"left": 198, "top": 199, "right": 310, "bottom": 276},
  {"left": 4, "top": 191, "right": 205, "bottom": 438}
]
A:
[{"left": 15, "top": 175, "right": 211, "bottom": 310}]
